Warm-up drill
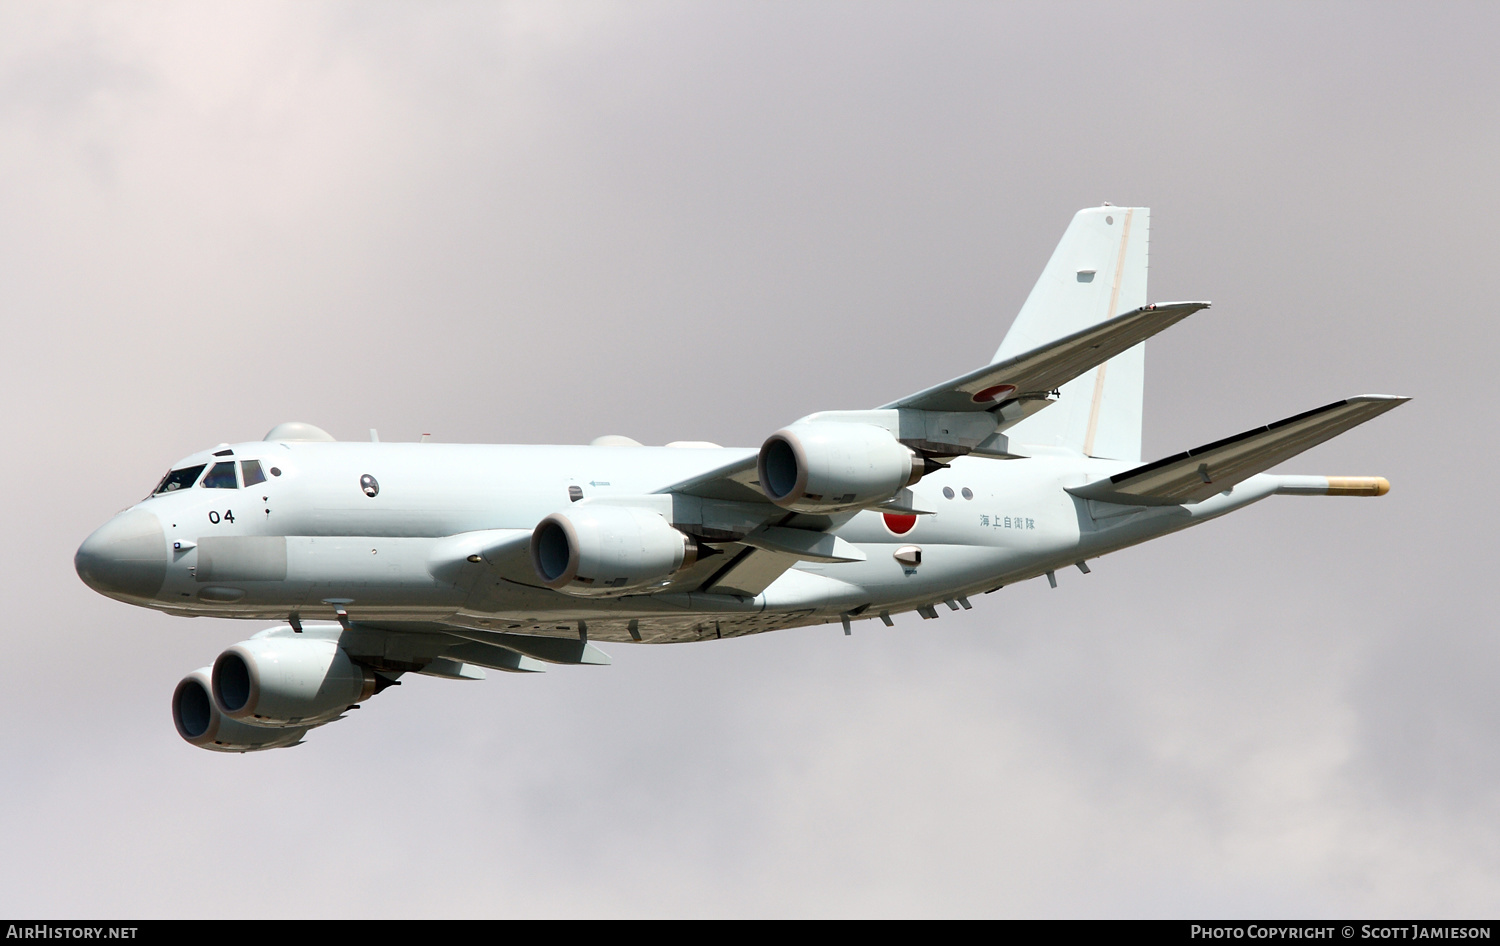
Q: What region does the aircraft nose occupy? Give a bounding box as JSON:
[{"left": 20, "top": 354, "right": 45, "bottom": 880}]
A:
[{"left": 75, "top": 509, "right": 168, "bottom": 601}]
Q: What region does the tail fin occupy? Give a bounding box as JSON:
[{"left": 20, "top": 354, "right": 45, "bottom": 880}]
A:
[{"left": 995, "top": 206, "right": 1149, "bottom": 461}]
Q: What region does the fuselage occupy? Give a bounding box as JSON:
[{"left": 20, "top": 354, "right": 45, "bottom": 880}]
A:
[
  {"left": 75, "top": 438, "right": 1277, "bottom": 644},
  {"left": 71, "top": 207, "right": 1402, "bottom": 753}
]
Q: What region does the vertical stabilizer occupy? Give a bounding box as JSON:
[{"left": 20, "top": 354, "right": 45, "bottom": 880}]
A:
[{"left": 994, "top": 206, "right": 1149, "bottom": 461}]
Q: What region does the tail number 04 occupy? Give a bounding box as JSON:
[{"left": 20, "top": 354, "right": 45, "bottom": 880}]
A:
[{"left": 208, "top": 510, "right": 235, "bottom": 524}]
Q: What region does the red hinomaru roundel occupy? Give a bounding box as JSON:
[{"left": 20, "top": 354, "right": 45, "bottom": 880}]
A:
[{"left": 883, "top": 513, "right": 917, "bottom": 535}]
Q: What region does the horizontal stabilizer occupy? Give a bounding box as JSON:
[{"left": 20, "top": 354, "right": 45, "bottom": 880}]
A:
[
  {"left": 882, "top": 302, "right": 1209, "bottom": 414},
  {"left": 1070, "top": 395, "right": 1409, "bottom": 506}
]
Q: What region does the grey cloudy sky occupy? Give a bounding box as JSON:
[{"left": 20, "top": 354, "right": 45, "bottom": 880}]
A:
[{"left": 1, "top": 0, "right": 1496, "bottom": 917}]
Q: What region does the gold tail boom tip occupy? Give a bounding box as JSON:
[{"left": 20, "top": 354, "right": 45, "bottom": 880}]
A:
[{"left": 1325, "top": 476, "right": 1390, "bottom": 497}]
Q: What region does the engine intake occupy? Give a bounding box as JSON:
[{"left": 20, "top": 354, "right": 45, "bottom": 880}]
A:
[
  {"left": 758, "top": 422, "right": 928, "bottom": 513},
  {"left": 172, "top": 668, "right": 310, "bottom": 752},
  {"left": 531, "top": 506, "right": 706, "bottom": 596},
  {"left": 211, "top": 638, "right": 377, "bottom": 727}
]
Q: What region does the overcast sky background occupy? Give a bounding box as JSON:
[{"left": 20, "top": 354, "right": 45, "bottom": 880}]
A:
[{"left": 1, "top": 1, "right": 1496, "bottom": 918}]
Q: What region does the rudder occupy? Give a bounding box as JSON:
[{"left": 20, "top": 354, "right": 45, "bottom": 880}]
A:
[{"left": 994, "top": 206, "right": 1149, "bottom": 461}]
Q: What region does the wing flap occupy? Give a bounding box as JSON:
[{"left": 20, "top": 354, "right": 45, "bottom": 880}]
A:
[
  {"left": 443, "top": 628, "right": 612, "bottom": 665},
  {"left": 881, "top": 302, "right": 1210, "bottom": 414},
  {"left": 739, "top": 526, "right": 867, "bottom": 562},
  {"left": 702, "top": 547, "right": 803, "bottom": 597},
  {"left": 1070, "top": 395, "right": 1409, "bottom": 505},
  {"left": 439, "top": 642, "right": 549, "bottom": 674}
]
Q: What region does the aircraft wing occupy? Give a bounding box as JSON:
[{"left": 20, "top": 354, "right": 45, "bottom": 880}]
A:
[
  {"left": 1069, "top": 395, "right": 1409, "bottom": 506},
  {"left": 881, "top": 301, "right": 1209, "bottom": 413},
  {"left": 650, "top": 452, "right": 853, "bottom": 597},
  {"left": 657, "top": 451, "right": 764, "bottom": 503},
  {"left": 349, "top": 620, "right": 612, "bottom": 671}
]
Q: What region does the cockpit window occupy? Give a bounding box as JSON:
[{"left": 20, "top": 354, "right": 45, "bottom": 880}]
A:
[
  {"left": 241, "top": 459, "right": 266, "bottom": 487},
  {"left": 200, "top": 461, "right": 238, "bottom": 489},
  {"left": 153, "top": 464, "right": 206, "bottom": 495}
]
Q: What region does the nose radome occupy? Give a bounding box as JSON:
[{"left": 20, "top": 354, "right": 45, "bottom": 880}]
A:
[{"left": 75, "top": 509, "right": 168, "bottom": 601}]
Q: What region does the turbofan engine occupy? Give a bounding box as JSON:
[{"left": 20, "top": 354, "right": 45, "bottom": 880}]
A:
[
  {"left": 211, "top": 637, "right": 377, "bottom": 727},
  {"left": 172, "top": 668, "right": 310, "bottom": 752},
  {"left": 531, "top": 505, "right": 708, "bottom": 596},
  {"left": 757, "top": 422, "right": 938, "bottom": 513}
]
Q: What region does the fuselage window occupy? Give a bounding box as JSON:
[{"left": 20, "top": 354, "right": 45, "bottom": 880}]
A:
[
  {"left": 241, "top": 459, "right": 267, "bottom": 487},
  {"left": 200, "top": 461, "right": 239, "bottom": 489},
  {"left": 153, "top": 464, "right": 206, "bottom": 495}
]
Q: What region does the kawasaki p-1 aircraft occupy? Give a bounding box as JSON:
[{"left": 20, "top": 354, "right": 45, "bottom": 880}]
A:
[{"left": 76, "top": 206, "right": 1406, "bottom": 752}]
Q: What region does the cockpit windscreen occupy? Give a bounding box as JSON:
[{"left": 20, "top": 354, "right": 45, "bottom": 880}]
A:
[
  {"left": 152, "top": 464, "right": 206, "bottom": 495},
  {"left": 241, "top": 459, "right": 266, "bottom": 487},
  {"left": 200, "top": 461, "right": 238, "bottom": 489}
]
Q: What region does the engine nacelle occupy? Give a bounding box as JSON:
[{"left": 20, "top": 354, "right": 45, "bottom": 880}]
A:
[
  {"left": 172, "top": 668, "right": 310, "bottom": 752},
  {"left": 758, "top": 422, "right": 924, "bottom": 513},
  {"left": 211, "top": 638, "right": 376, "bottom": 727},
  {"left": 531, "top": 505, "right": 704, "bottom": 596}
]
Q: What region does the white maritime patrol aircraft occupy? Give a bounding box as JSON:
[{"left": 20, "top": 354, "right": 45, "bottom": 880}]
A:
[{"left": 76, "top": 206, "right": 1406, "bottom": 752}]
